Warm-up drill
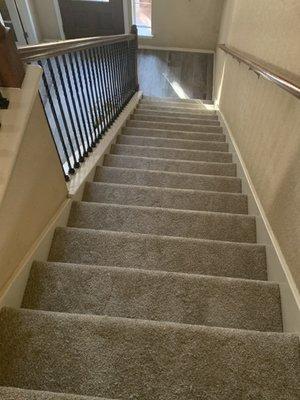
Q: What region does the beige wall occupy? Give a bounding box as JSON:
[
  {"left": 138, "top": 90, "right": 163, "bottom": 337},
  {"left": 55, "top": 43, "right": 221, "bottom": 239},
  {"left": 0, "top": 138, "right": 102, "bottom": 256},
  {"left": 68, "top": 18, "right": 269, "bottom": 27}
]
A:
[
  {"left": 139, "top": 0, "right": 224, "bottom": 50},
  {"left": 215, "top": 0, "right": 300, "bottom": 288},
  {"left": 0, "top": 96, "right": 67, "bottom": 294}
]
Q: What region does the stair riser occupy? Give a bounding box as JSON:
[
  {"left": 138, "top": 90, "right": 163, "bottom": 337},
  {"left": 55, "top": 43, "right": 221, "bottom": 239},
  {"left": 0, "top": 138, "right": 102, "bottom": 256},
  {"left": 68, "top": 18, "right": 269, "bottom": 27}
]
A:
[
  {"left": 128, "top": 120, "right": 223, "bottom": 133},
  {"left": 140, "top": 100, "right": 212, "bottom": 109},
  {"left": 132, "top": 114, "right": 220, "bottom": 126},
  {"left": 49, "top": 228, "right": 267, "bottom": 280},
  {"left": 84, "top": 183, "right": 248, "bottom": 214},
  {"left": 95, "top": 167, "right": 242, "bottom": 193},
  {"left": 104, "top": 155, "right": 237, "bottom": 177},
  {"left": 138, "top": 104, "right": 215, "bottom": 115},
  {"left": 0, "top": 387, "right": 109, "bottom": 400},
  {"left": 1, "top": 309, "right": 297, "bottom": 399},
  {"left": 23, "top": 262, "right": 282, "bottom": 332},
  {"left": 112, "top": 144, "right": 232, "bottom": 163},
  {"left": 134, "top": 109, "right": 219, "bottom": 120},
  {"left": 117, "top": 135, "right": 229, "bottom": 152},
  {"left": 142, "top": 96, "right": 213, "bottom": 105},
  {"left": 123, "top": 127, "right": 226, "bottom": 142},
  {"left": 68, "top": 203, "right": 257, "bottom": 243}
]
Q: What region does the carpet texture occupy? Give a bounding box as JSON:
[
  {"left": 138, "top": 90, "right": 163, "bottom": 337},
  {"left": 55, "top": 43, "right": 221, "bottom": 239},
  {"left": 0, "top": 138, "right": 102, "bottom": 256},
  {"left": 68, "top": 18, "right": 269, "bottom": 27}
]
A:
[{"left": 1, "top": 96, "right": 299, "bottom": 400}]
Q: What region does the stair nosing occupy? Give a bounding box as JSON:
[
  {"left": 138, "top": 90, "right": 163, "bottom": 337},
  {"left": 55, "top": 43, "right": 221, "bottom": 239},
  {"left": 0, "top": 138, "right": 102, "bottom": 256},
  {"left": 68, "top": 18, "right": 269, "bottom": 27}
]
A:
[
  {"left": 123, "top": 126, "right": 224, "bottom": 136},
  {"left": 118, "top": 134, "right": 228, "bottom": 147},
  {"left": 86, "top": 181, "right": 247, "bottom": 199},
  {"left": 35, "top": 260, "right": 277, "bottom": 288},
  {"left": 128, "top": 121, "right": 223, "bottom": 130},
  {"left": 132, "top": 115, "right": 220, "bottom": 125},
  {"left": 72, "top": 200, "right": 255, "bottom": 221},
  {"left": 55, "top": 226, "right": 266, "bottom": 249},
  {"left": 106, "top": 153, "right": 235, "bottom": 168},
  {"left": 98, "top": 165, "right": 241, "bottom": 182},
  {"left": 113, "top": 143, "right": 231, "bottom": 156},
  {"left": 10, "top": 307, "right": 294, "bottom": 339}
]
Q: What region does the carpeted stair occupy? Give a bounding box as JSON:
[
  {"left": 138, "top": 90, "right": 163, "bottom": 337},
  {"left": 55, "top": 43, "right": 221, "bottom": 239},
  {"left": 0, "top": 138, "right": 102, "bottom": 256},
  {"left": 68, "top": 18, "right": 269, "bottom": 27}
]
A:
[{"left": 0, "top": 96, "right": 299, "bottom": 400}]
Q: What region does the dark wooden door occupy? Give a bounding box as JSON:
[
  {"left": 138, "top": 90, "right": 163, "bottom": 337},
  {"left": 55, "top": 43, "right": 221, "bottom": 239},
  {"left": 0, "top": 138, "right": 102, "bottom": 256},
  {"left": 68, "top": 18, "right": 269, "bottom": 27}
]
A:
[{"left": 58, "top": 0, "right": 125, "bottom": 39}]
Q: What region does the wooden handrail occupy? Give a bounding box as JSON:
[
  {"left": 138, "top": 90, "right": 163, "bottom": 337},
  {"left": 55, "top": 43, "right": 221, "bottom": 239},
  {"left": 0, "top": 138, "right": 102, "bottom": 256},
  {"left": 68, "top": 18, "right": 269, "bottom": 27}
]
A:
[
  {"left": 18, "top": 33, "right": 136, "bottom": 62},
  {"left": 219, "top": 44, "right": 300, "bottom": 99}
]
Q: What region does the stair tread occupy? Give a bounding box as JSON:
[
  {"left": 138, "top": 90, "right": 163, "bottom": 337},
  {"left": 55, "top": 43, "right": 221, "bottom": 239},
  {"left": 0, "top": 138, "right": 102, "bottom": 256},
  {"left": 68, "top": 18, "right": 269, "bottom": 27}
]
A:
[
  {"left": 123, "top": 126, "right": 226, "bottom": 141},
  {"left": 134, "top": 109, "right": 219, "bottom": 120},
  {"left": 132, "top": 114, "right": 220, "bottom": 125},
  {"left": 104, "top": 153, "right": 237, "bottom": 177},
  {"left": 117, "top": 134, "right": 229, "bottom": 152},
  {"left": 22, "top": 261, "right": 282, "bottom": 332},
  {"left": 95, "top": 166, "right": 242, "bottom": 193},
  {"left": 0, "top": 308, "right": 298, "bottom": 400},
  {"left": 49, "top": 227, "right": 267, "bottom": 281},
  {"left": 83, "top": 181, "right": 248, "bottom": 214},
  {"left": 128, "top": 119, "right": 223, "bottom": 133},
  {"left": 112, "top": 143, "right": 232, "bottom": 163},
  {"left": 68, "top": 201, "right": 256, "bottom": 243},
  {"left": 0, "top": 387, "right": 111, "bottom": 400}
]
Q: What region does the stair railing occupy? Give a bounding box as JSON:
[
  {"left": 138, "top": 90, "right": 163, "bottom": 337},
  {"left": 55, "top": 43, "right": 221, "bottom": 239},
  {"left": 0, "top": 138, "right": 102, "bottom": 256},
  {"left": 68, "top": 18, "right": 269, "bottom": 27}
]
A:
[
  {"left": 219, "top": 44, "right": 300, "bottom": 99},
  {"left": 0, "top": 23, "right": 139, "bottom": 180}
]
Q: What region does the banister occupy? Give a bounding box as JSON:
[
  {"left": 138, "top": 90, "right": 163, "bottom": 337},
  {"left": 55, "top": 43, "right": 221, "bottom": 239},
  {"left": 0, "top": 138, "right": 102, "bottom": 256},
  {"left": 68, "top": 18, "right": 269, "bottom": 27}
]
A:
[
  {"left": 18, "top": 33, "right": 136, "bottom": 62},
  {"left": 219, "top": 44, "right": 300, "bottom": 99},
  {"left": 0, "top": 23, "right": 25, "bottom": 88}
]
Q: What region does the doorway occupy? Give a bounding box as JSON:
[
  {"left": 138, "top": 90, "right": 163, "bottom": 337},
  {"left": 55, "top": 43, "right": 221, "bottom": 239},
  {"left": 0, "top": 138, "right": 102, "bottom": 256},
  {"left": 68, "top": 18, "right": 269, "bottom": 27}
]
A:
[{"left": 58, "top": 0, "right": 125, "bottom": 39}]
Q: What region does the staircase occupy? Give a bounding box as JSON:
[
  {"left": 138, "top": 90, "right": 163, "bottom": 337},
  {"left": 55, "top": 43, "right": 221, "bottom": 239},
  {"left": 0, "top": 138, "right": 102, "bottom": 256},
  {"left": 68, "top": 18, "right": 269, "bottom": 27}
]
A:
[{"left": 0, "top": 96, "right": 299, "bottom": 400}]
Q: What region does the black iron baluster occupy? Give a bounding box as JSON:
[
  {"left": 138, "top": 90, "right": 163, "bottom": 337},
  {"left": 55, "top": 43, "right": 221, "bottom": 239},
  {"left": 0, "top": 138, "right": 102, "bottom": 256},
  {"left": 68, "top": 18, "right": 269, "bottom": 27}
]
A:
[
  {"left": 112, "top": 43, "right": 121, "bottom": 112},
  {"left": 100, "top": 45, "right": 114, "bottom": 123},
  {"left": 39, "top": 62, "right": 75, "bottom": 177},
  {"left": 74, "top": 51, "right": 95, "bottom": 149},
  {"left": 87, "top": 48, "right": 105, "bottom": 137},
  {"left": 108, "top": 44, "right": 120, "bottom": 117},
  {"left": 94, "top": 47, "right": 111, "bottom": 130},
  {"left": 62, "top": 54, "right": 89, "bottom": 158},
  {"left": 46, "top": 58, "right": 80, "bottom": 169},
  {"left": 80, "top": 50, "right": 98, "bottom": 145},
  {"left": 104, "top": 44, "right": 118, "bottom": 121},
  {"left": 116, "top": 42, "right": 124, "bottom": 110},
  {"left": 71, "top": 52, "right": 93, "bottom": 152},
  {"left": 114, "top": 43, "right": 123, "bottom": 113},
  {"left": 84, "top": 49, "right": 101, "bottom": 142},
  {"left": 55, "top": 56, "right": 84, "bottom": 163},
  {"left": 89, "top": 49, "right": 107, "bottom": 135}
]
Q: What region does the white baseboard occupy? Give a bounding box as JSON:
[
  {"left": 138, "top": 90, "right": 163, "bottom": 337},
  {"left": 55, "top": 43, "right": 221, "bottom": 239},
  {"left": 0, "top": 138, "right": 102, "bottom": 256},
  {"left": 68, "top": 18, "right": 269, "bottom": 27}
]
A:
[
  {"left": 139, "top": 45, "right": 215, "bottom": 54},
  {"left": 0, "top": 91, "right": 142, "bottom": 309},
  {"left": 218, "top": 110, "right": 300, "bottom": 334}
]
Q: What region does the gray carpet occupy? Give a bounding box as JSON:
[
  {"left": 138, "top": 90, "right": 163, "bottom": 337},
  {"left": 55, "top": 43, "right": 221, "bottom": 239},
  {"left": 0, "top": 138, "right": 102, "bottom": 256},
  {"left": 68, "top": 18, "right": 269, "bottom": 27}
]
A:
[{"left": 1, "top": 97, "right": 299, "bottom": 400}]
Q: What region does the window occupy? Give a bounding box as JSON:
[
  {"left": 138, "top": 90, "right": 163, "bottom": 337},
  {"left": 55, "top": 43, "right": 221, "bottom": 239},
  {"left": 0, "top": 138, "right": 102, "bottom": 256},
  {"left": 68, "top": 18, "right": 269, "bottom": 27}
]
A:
[{"left": 132, "top": 0, "right": 152, "bottom": 37}]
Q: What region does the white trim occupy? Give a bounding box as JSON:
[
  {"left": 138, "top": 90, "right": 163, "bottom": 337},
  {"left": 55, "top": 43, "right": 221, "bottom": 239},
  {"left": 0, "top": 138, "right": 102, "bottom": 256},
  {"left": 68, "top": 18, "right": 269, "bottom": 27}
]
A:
[
  {"left": 53, "top": 0, "right": 65, "bottom": 40},
  {"left": 139, "top": 44, "right": 215, "bottom": 54},
  {"left": 4, "top": 0, "right": 27, "bottom": 45},
  {"left": 0, "top": 91, "right": 143, "bottom": 308},
  {"left": 14, "top": 0, "right": 40, "bottom": 44},
  {"left": 123, "top": 0, "right": 130, "bottom": 34},
  {"left": 218, "top": 109, "right": 300, "bottom": 334}
]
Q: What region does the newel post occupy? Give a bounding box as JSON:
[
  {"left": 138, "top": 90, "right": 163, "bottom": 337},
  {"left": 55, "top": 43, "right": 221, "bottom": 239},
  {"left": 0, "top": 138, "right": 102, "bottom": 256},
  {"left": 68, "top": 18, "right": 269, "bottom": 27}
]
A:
[
  {"left": 130, "top": 24, "right": 139, "bottom": 91},
  {"left": 0, "top": 22, "right": 25, "bottom": 88}
]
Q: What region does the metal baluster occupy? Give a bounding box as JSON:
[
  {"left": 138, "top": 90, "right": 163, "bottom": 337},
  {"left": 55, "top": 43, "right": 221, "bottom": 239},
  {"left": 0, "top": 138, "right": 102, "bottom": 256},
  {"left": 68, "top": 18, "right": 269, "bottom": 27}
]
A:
[
  {"left": 55, "top": 56, "right": 84, "bottom": 164},
  {"left": 72, "top": 52, "right": 94, "bottom": 152},
  {"left": 109, "top": 43, "right": 121, "bottom": 116},
  {"left": 88, "top": 48, "right": 105, "bottom": 137},
  {"left": 114, "top": 43, "right": 123, "bottom": 113},
  {"left": 62, "top": 54, "right": 89, "bottom": 158},
  {"left": 46, "top": 58, "right": 80, "bottom": 169},
  {"left": 84, "top": 49, "right": 101, "bottom": 142},
  {"left": 74, "top": 52, "right": 96, "bottom": 148},
  {"left": 90, "top": 49, "right": 107, "bottom": 135},
  {"left": 39, "top": 62, "right": 75, "bottom": 177},
  {"left": 103, "top": 44, "right": 117, "bottom": 121},
  {"left": 107, "top": 45, "right": 118, "bottom": 121},
  {"left": 94, "top": 47, "right": 111, "bottom": 130},
  {"left": 98, "top": 46, "right": 114, "bottom": 124}
]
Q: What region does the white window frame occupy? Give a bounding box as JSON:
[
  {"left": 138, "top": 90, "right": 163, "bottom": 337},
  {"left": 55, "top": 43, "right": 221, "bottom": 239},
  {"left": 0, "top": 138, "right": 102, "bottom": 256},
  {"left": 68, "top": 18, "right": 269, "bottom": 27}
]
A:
[{"left": 131, "top": 0, "right": 153, "bottom": 38}]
